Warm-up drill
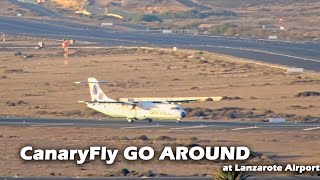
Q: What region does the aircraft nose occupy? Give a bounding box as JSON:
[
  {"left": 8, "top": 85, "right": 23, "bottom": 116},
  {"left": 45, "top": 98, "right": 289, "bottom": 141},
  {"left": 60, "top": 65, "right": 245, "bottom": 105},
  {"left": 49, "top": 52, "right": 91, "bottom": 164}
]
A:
[{"left": 181, "top": 111, "right": 186, "bottom": 118}]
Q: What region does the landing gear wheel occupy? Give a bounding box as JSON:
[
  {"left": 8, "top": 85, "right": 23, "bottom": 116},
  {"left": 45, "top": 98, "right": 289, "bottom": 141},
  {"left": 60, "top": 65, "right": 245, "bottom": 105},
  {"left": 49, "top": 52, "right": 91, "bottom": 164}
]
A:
[
  {"left": 176, "top": 118, "right": 181, "bottom": 123},
  {"left": 127, "top": 119, "right": 134, "bottom": 123},
  {"left": 148, "top": 119, "right": 153, "bottom": 123}
]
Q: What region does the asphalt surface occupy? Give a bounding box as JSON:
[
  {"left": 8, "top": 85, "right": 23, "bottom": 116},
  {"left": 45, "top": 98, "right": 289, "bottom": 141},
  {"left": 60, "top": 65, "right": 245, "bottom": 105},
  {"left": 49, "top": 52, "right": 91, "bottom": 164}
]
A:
[
  {"left": 0, "top": 15, "right": 319, "bottom": 71},
  {"left": 7, "top": 0, "right": 63, "bottom": 18},
  {"left": 0, "top": 117, "right": 319, "bottom": 131}
]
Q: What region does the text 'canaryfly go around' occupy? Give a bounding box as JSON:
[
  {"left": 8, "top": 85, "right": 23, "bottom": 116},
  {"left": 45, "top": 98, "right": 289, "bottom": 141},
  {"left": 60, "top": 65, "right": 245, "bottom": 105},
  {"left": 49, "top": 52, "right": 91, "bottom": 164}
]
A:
[{"left": 20, "top": 146, "right": 250, "bottom": 165}]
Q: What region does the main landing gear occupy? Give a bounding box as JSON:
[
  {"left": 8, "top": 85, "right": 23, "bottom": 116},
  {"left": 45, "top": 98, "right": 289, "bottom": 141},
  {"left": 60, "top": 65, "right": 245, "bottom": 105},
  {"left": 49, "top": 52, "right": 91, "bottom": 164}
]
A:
[{"left": 127, "top": 118, "right": 153, "bottom": 123}]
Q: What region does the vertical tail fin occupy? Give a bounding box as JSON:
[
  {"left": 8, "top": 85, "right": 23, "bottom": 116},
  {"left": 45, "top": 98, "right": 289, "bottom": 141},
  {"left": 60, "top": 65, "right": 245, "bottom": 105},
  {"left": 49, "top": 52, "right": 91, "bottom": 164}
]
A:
[{"left": 87, "top": 78, "right": 114, "bottom": 102}]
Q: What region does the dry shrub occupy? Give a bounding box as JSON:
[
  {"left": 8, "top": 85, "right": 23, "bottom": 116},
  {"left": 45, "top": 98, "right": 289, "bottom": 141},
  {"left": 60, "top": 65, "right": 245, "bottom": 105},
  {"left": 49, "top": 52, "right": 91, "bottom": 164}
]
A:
[
  {"left": 4, "top": 69, "right": 24, "bottom": 74},
  {"left": 5, "top": 100, "right": 28, "bottom": 106},
  {"left": 132, "top": 135, "right": 149, "bottom": 141},
  {"left": 59, "top": 110, "right": 82, "bottom": 116},
  {"left": 295, "top": 91, "right": 320, "bottom": 97},
  {"left": 156, "top": 135, "right": 175, "bottom": 141}
]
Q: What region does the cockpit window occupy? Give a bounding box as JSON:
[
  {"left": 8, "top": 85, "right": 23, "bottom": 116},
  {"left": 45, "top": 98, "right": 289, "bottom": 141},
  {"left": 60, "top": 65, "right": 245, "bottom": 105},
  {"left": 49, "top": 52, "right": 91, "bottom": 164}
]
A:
[{"left": 170, "top": 107, "right": 180, "bottom": 110}]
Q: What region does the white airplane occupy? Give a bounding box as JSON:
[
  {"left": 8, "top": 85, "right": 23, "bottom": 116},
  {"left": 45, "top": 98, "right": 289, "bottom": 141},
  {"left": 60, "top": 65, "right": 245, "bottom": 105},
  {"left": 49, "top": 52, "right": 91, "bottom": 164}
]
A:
[{"left": 76, "top": 78, "right": 223, "bottom": 123}]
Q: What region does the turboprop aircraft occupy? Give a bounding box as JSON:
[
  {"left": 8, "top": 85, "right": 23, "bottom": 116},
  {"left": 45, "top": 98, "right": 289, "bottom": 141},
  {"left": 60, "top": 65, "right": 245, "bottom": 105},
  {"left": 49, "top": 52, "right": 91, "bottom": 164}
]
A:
[{"left": 75, "top": 78, "right": 223, "bottom": 123}]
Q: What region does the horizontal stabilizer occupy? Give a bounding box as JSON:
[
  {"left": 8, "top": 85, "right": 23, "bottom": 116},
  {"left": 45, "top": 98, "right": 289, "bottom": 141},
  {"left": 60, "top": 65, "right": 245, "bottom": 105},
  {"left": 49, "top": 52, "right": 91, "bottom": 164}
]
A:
[{"left": 74, "top": 80, "right": 108, "bottom": 84}]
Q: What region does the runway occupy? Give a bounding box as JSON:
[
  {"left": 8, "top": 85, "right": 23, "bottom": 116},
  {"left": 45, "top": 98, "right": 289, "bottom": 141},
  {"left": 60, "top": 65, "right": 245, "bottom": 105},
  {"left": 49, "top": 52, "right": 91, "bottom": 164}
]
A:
[
  {"left": 0, "top": 15, "right": 320, "bottom": 71},
  {"left": 0, "top": 117, "right": 319, "bottom": 131},
  {"left": 7, "top": 0, "right": 63, "bottom": 18}
]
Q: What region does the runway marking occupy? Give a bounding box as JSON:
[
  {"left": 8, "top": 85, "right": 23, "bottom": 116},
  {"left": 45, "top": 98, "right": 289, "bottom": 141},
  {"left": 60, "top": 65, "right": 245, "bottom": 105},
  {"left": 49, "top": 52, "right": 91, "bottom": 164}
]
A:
[
  {"left": 0, "top": 30, "right": 150, "bottom": 45},
  {"left": 231, "top": 126, "right": 259, "bottom": 131},
  {"left": 260, "top": 124, "right": 319, "bottom": 128},
  {"left": 303, "top": 127, "right": 320, "bottom": 131},
  {"left": 171, "top": 125, "right": 210, "bottom": 130},
  {"left": 31, "top": 124, "right": 48, "bottom": 127},
  {"left": 30, "top": 123, "right": 75, "bottom": 127},
  {"left": 0, "top": 122, "right": 24, "bottom": 124},
  {"left": 0, "top": 122, "right": 75, "bottom": 126},
  {"left": 121, "top": 125, "right": 165, "bottom": 129},
  {"left": 189, "top": 45, "right": 320, "bottom": 64}
]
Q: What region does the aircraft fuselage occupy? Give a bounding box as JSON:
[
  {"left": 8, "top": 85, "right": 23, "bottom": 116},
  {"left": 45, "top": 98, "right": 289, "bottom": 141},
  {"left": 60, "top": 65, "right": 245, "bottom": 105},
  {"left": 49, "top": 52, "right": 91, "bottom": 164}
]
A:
[{"left": 87, "top": 101, "right": 187, "bottom": 121}]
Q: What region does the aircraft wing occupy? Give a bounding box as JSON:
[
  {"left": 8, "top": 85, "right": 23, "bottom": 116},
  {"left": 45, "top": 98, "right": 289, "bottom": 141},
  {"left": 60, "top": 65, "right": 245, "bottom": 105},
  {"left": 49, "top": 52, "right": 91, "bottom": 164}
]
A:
[
  {"left": 118, "top": 96, "right": 224, "bottom": 103},
  {"left": 77, "top": 100, "right": 134, "bottom": 105},
  {"left": 145, "top": 100, "right": 198, "bottom": 103}
]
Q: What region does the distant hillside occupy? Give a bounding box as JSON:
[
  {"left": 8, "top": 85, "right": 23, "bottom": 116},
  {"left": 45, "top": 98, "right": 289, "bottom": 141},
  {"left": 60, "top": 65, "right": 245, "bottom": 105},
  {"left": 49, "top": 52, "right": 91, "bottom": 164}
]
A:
[
  {"left": 197, "top": 0, "right": 318, "bottom": 8},
  {"left": 52, "top": 0, "right": 86, "bottom": 10},
  {"left": 51, "top": 0, "right": 189, "bottom": 13},
  {"left": 49, "top": 0, "right": 320, "bottom": 41}
]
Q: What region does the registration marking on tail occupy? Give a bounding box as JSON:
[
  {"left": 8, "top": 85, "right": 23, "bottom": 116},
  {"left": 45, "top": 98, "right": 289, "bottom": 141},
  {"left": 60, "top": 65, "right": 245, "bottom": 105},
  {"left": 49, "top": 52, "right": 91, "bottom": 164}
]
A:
[
  {"left": 303, "top": 127, "right": 320, "bottom": 131},
  {"left": 231, "top": 126, "right": 259, "bottom": 131}
]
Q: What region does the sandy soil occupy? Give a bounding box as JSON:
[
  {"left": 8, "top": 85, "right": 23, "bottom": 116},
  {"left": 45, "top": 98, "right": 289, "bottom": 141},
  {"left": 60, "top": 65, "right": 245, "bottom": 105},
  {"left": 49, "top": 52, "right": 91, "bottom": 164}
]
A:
[
  {"left": 0, "top": 126, "right": 319, "bottom": 177},
  {"left": 0, "top": 40, "right": 319, "bottom": 177},
  {"left": 0, "top": 45, "right": 319, "bottom": 121},
  {"left": 0, "top": 0, "right": 37, "bottom": 17}
]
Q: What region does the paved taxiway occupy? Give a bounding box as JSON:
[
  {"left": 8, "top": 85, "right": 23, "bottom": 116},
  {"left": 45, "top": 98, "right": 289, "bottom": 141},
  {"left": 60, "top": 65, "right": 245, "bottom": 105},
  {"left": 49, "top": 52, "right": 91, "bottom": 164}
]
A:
[
  {"left": 0, "top": 117, "right": 319, "bottom": 131},
  {"left": 7, "top": 0, "right": 63, "bottom": 18},
  {"left": 0, "top": 15, "right": 319, "bottom": 71}
]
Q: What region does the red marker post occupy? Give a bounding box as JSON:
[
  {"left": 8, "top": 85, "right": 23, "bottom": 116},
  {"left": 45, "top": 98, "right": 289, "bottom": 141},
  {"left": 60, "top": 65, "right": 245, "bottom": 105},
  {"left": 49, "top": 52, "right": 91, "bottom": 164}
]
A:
[{"left": 62, "top": 40, "right": 69, "bottom": 65}]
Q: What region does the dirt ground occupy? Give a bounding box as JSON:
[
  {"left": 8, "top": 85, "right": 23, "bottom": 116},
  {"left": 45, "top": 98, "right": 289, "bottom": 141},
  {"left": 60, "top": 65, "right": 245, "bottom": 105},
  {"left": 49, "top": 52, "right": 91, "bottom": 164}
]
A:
[
  {"left": 0, "top": 1, "right": 37, "bottom": 17},
  {"left": 0, "top": 126, "right": 319, "bottom": 177},
  {"left": 0, "top": 44, "right": 319, "bottom": 121},
  {"left": 0, "top": 40, "right": 319, "bottom": 177}
]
